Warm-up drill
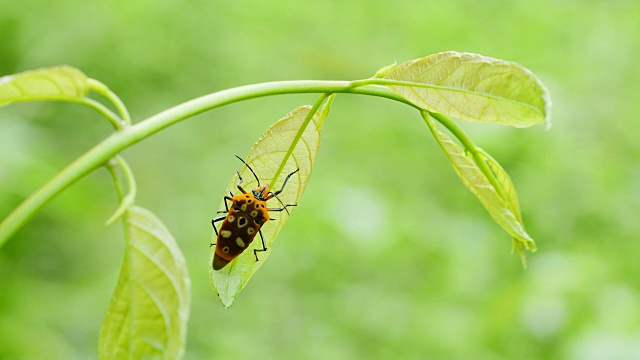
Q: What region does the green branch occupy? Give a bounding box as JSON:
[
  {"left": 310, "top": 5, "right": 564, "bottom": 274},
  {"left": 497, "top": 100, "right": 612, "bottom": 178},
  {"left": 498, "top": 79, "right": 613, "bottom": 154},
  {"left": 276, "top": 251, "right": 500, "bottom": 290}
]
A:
[
  {"left": 88, "top": 79, "right": 132, "bottom": 126},
  {"left": 105, "top": 156, "right": 137, "bottom": 225},
  {"left": 72, "top": 98, "right": 124, "bottom": 130},
  {"left": 0, "top": 80, "right": 415, "bottom": 247}
]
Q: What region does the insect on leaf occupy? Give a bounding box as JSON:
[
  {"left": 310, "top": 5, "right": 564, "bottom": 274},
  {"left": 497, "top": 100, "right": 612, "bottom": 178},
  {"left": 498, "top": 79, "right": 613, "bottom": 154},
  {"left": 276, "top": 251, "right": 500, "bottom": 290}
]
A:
[
  {"left": 99, "top": 206, "right": 191, "bottom": 360},
  {"left": 385, "top": 51, "right": 551, "bottom": 128},
  {"left": 423, "top": 115, "right": 536, "bottom": 264},
  {"left": 210, "top": 95, "right": 334, "bottom": 308},
  {"left": 0, "top": 66, "right": 89, "bottom": 107}
]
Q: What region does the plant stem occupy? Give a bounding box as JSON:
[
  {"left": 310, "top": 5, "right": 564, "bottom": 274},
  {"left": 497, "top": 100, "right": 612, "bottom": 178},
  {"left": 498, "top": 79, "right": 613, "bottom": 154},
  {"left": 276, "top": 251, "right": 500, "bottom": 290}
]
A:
[
  {"left": 106, "top": 158, "right": 126, "bottom": 202},
  {"left": 0, "top": 80, "right": 414, "bottom": 246},
  {"left": 88, "top": 79, "right": 132, "bottom": 126},
  {"left": 271, "top": 93, "right": 330, "bottom": 184},
  {"left": 427, "top": 111, "right": 506, "bottom": 200},
  {"left": 74, "top": 98, "right": 124, "bottom": 130},
  {"left": 105, "top": 156, "right": 137, "bottom": 225}
]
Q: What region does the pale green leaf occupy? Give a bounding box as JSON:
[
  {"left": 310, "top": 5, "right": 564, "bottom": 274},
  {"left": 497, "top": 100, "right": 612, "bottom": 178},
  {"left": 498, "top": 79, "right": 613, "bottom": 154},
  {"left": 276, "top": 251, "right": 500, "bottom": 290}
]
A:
[
  {"left": 210, "top": 96, "right": 333, "bottom": 308},
  {"left": 0, "top": 66, "right": 89, "bottom": 107},
  {"left": 99, "top": 206, "right": 191, "bottom": 360},
  {"left": 424, "top": 116, "right": 536, "bottom": 261},
  {"left": 385, "top": 51, "right": 551, "bottom": 128},
  {"left": 478, "top": 148, "right": 532, "bottom": 266},
  {"left": 478, "top": 148, "right": 522, "bottom": 223}
]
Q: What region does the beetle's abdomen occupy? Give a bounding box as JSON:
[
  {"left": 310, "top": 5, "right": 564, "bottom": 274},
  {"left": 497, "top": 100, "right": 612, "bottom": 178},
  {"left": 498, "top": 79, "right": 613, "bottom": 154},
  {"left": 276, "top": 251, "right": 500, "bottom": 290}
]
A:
[{"left": 213, "top": 195, "right": 268, "bottom": 269}]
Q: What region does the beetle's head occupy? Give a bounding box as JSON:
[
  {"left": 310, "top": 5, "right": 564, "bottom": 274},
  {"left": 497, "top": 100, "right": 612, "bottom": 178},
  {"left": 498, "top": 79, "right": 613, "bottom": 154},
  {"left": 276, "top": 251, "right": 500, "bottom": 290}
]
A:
[{"left": 252, "top": 184, "right": 270, "bottom": 200}]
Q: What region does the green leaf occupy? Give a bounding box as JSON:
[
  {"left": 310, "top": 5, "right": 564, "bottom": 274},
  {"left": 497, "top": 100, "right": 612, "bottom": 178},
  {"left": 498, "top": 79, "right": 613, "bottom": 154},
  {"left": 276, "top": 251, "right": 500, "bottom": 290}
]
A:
[
  {"left": 478, "top": 149, "right": 522, "bottom": 223},
  {"left": 385, "top": 51, "right": 551, "bottom": 128},
  {"left": 477, "top": 148, "right": 532, "bottom": 266},
  {"left": 0, "top": 66, "right": 89, "bottom": 107},
  {"left": 423, "top": 114, "right": 536, "bottom": 264},
  {"left": 99, "top": 206, "right": 190, "bottom": 360},
  {"left": 210, "top": 95, "right": 334, "bottom": 308}
]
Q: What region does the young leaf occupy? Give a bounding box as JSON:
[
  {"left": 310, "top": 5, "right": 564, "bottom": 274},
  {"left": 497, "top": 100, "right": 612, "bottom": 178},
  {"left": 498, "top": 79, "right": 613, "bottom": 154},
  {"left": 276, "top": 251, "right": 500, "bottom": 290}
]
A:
[
  {"left": 210, "top": 95, "right": 334, "bottom": 308},
  {"left": 478, "top": 149, "right": 522, "bottom": 223},
  {"left": 385, "top": 51, "right": 551, "bottom": 128},
  {"left": 0, "top": 66, "right": 89, "bottom": 107},
  {"left": 423, "top": 114, "right": 536, "bottom": 263},
  {"left": 478, "top": 148, "right": 531, "bottom": 266},
  {"left": 99, "top": 206, "right": 191, "bottom": 360}
]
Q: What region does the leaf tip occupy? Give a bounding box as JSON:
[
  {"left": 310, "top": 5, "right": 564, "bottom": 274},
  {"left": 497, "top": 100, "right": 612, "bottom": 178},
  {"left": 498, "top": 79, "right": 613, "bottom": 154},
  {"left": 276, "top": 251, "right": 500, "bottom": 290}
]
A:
[
  {"left": 512, "top": 239, "right": 527, "bottom": 269},
  {"left": 512, "top": 237, "right": 537, "bottom": 269}
]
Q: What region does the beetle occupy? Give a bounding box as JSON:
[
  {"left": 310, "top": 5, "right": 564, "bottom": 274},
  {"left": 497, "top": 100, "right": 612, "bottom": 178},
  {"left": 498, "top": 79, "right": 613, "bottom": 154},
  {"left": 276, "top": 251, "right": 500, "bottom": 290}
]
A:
[{"left": 210, "top": 156, "right": 299, "bottom": 270}]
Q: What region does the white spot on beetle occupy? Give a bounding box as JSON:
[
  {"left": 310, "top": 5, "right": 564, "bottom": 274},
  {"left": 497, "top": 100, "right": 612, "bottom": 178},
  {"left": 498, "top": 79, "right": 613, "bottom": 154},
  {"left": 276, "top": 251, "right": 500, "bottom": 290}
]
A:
[
  {"left": 250, "top": 210, "right": 258, "bottom": 218},
  {"left": 227, "top": 215, "right": 235, "bottom": 223},
  {"left": 221, "top": 230, "right": 232, "bottom": 238},
  {"left": 237, "top": 216, "right": 247, "bottom": 228},
  {"left": 223, "top": 246, "right": 229, "bottom": 253},
  {"left": 236, "top": 237, "right": 246, "bottom": 247},
  {"left": 241, "top": 204, "right": 247, "bottom": 211},
  {"left": 248, "top": 227, "right": 255, "bottom": 235}
]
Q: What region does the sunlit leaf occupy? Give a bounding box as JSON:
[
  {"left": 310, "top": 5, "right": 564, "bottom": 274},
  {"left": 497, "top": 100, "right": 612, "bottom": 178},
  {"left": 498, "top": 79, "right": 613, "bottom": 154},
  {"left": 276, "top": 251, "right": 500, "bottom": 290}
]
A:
[
  {"left": 210, "top": 95, "right": 334, "bottom": 308},
  {"left": 479, "top": 149, "right": 522, "bottom": 222},
  {"left": 0, "top": 66, "right": 88, "bottom": 107},
  {"left": 385, "top": 51, "right": 551, "bottom": 128},
  {"left": 424, "top": 115, "right": 536, "bottom": 263},
  {"left": 99, "top": 206, "right": 191, "bottom": 360},
  {"left": 477, "top": 149, "right": 531, "bottom": 267}
]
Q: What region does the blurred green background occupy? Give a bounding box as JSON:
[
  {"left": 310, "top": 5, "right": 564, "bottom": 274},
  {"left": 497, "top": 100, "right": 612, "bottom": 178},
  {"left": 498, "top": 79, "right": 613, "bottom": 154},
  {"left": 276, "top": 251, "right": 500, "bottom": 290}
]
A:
[{"left": 1, "top": 1, "right": 639, "bottom": 359}]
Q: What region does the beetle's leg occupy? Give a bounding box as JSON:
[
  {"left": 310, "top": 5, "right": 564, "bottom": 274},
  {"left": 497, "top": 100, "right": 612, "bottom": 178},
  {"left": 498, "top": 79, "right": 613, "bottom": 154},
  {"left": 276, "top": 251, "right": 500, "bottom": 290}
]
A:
[
  {"left": 254, "top": 229, "right": 267, "bottom": 261},
  {"left": 270, "top": 168, "right": 300, "bottom": 197},
  {"left": 210, "top": 216, "right": 226, "bottom": 246},
  {"left": 216, "top": 196, "right": 233, "bottom": 214},
  {"left": 267, "top": 204, "right": 297, "bottom": 212}
]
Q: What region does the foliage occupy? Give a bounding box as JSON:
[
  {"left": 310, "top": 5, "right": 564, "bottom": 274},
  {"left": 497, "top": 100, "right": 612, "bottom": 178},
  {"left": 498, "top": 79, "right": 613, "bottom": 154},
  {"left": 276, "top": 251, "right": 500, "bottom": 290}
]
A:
[
  {"left": 5, "top": 3, "right": 636, "bottom": 358},
  {"left": 211, "top": 97, "right": 333, "bottom": 307},
  {"left": 0, "top": 50, "right": 549, "bottom": 358},
  {"left": 99, "top": 206, "right": 190, "bottom": 360}
]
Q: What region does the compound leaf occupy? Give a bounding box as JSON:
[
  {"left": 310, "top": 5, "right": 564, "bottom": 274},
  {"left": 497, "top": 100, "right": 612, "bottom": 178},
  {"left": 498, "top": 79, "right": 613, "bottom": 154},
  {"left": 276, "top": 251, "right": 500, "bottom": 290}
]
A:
[
  {"left": 0, "top": 66, "right": 88, "bottom": 107},
  {"left": 385, "top": 51, "right": 551, "bottom": 128},
  {"left": 99, "top": 206, "right": 191, "bottom": 360},
  {"left": 210, "top": 95, "right": 334, "bottom": 308},
  {"left": 424, "top": 114, "right": 536, "bottom": 264}
]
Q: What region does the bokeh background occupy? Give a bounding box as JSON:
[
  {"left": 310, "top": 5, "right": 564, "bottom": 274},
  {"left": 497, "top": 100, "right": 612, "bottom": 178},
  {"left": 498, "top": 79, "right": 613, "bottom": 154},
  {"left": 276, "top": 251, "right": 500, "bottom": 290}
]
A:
[{"left": 1, "top": 1, "right": 639, "bottom": 359}]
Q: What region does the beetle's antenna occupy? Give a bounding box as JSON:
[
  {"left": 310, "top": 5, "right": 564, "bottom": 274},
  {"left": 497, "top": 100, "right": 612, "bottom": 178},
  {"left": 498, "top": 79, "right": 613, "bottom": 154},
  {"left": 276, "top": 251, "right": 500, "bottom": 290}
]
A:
[{"left": 235, "top": 155, "right": 260, "bottom": 185}]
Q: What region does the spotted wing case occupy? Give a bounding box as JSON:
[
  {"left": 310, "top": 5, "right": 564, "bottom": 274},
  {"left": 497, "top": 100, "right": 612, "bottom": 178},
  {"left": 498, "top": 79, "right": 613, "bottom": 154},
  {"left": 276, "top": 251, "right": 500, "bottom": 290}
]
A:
[{"left": 213, "top": 194, "right": 268, "bottom": 270}]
